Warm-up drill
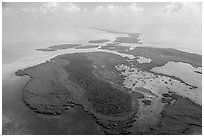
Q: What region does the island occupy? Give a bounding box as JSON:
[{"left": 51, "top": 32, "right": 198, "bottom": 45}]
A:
[
  {"left": 36, "top": 48, "right": 57, "bottom": 51},
  {"left": 16, "top": 29, "right": 202, "bottom": 135},
  {"left": 36, "top": 44, "right": 81, "bottom": 51},
  {"left": 16, "top": 48, "right": 202, "bottom": 134},
  {"left": 100, "top": 44, "right": 130, "bottom": 51},
  {"left": 75, "top": 45, "right": 99, "bottom": 49},
  {"left": 88, "top": 39, "right": 109, "bottom": 44},
  {"left": 114, "top": 34, "right": 141, "bottom": 44},
  {"left": 16, "top": 52, "right": 144, "bottom": 134},
  {"left": 90, "top": 28, "right": 142, "bottom": 44}
]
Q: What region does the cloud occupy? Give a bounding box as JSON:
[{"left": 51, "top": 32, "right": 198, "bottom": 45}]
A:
[
  {"left": 92, "top": 3, "right": 144, "bottom": 17},
  {"left": 41, "top": 2, "right": 81, "bottom": 14},
  {"left": 4, "top": 2, "right": 81, "bottom": 17},
  {"left": 3, "top": 7, "right": 15, "bottom": 16},
  {"left": 2, "top": 3, "right": 18, "bottom": 17},
  {"left": 156, "top": 2, "right": 201, "bottom": 17},
  {"left": 126, "top": 3, "right": 144, "bottom": 13}
]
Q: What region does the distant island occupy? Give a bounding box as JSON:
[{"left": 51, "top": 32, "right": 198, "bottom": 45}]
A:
[
  {"left": 36, "top": 44, "right": 81, "bottom": 51},
  {"left": 36, "top": 48, "right": 57, "bottom": 51},
  {"left": 100, "top": 44, "right": 130, "bottom": 51},
  {"left": 90, "top": 28, "right": 142, "bottom": 44},
  {"left": 88, "top": 39, "right": 109, "bottom": 43},
  {"left": 114, "top": 34, "right": 142, "bottom": 44},
  {"left": 75, "top": 45, "right": 99, "bottom": 49}
]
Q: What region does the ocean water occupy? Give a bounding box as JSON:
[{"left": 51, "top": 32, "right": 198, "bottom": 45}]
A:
[
  {"left": 2, "top": 27, "right": 201, "bottom": 134},
  {"left": 123, "top": 26, "right": 201, "bottom": 56}
]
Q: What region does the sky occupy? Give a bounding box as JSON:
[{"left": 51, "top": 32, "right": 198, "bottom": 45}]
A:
[
  {"left": 3, "top": 2, "right": 201, "bottom": 29},
  {"left": 2, "top": 2, "right": 202, "bottom": 54}
]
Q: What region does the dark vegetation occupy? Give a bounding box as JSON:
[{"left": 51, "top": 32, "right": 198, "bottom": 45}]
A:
[
  {"left": 100, "top": 45, "right": 130, "bottom": 51},
  {"left": 49, "top": 44, "right": 81, "bottom": 49},
  {"left": 36, "top": 48, "right": 56, "bottom": 51},
  {"left": 36, "top": 44, "right": 81, "bottom": 51},
  {"left": 194, "top": 70, "right": 202, "bottom": 74},
  {"left": 119, "top": 47, "right": 202, "bottom": 70},
  {"left": 75, "top": 45, "right": 99, "bottom": 49},
  {"left": 15, "top": 61, "right": 85, "bottom": 116},
  {"left": 151, "top": 92, "right": 202, "bottom": 134},
  {"left": 61, "top": 54, "right": 132, "bottom": 116},
  {"left": 142, "top": 100, "right": 151, "bottom": 105},
  {"left": 114, "top": 34, "right": 141, "bottom": 44},
  {"left": 88, "top": 39, "right": 109, "bottom": 43}
]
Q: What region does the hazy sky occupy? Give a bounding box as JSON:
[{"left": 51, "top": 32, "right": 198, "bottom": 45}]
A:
[
  {"left": 2, "top": 2, "right": 202, "bottom": 54},
  {"left": 3, "top": 2, "right": 201, "bottom": 29}
]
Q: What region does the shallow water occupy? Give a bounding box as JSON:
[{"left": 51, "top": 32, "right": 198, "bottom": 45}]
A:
[
  {"left": 3, "top": 27, "right": 126, "bottom": 64},
  {"left": 151, "top": 61, "right": 202, "bottom": 88}
]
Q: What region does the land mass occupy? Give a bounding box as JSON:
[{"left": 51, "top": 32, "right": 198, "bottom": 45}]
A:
[
  {"left": 16, "top": 47, "right": 202, "bottom": 134},
  {"left": 75, "top": 45, "right": 99, "bottom": 49},
  {"left": 118, "top": 47, "right": 202, "bottom": 69},
  {"left": 114, "top": 34, "right": 141, "bottom": 44},
  {"left": 90, "top": 28, "right": 141, "bottom": 44},
  {"left": 88, "top": 39, "right": 109, "bottom": 43},
  {"left": 19, "top": 29, "right": 202, "bottom": 135},
  {"left": 36, "top": 44, "right": 81, "bottom": 51},
  {"left": 100, "top": 44, "right": 130, "bottom": 51},
  {"left": 16, "top": 52, "right": 143, "bottom": 134}
]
